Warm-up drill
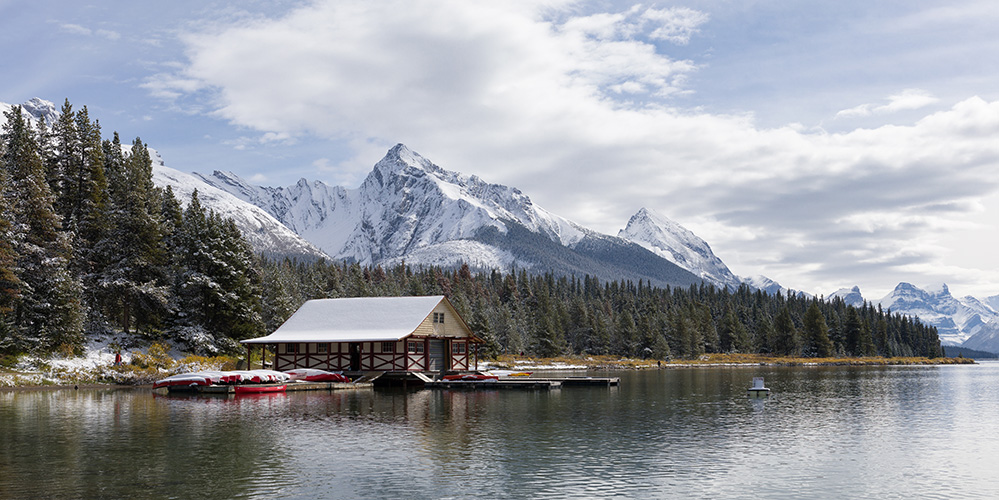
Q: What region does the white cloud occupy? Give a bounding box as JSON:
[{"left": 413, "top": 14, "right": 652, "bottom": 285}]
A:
[
  {"left": 95, "top": 29, "right": 121, "bottom": 40},
  {"left": 59, "top": 23, "right": 120, "bottom": 40},
  {"left": 60, "top": 23, "right": 92, "bottom": 36},
  {"left": 836, "top": 88, "right": 939, "bottom": 118},
  {"left": 146, "top": 0, "right": 999, "bottom": 297},
  {"left": 641, "top": 7, "right": 709, "bottom": 45},
  {"left": 881, "top": 88, "right": 940, "bottom": 112}
]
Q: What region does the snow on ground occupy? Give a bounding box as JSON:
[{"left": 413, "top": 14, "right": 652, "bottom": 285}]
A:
[{"left": 0, "top": 336, "right": 206, "bottom": 387}]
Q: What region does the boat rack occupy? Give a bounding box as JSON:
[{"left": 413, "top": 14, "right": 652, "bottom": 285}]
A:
[{"left": 164, "top": 381, "right": 374, "bottom": 394}]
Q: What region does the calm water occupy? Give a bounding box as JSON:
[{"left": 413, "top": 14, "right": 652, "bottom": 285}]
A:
[{"left": 3, "top": 363, "right": 999, "bottom": 499}]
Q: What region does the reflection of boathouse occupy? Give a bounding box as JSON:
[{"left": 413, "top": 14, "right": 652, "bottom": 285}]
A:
[{"left": 241, "top": 296, "right": 481, "bottom": 373}]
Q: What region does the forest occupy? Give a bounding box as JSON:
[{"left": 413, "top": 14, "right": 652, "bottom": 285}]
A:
[
  {"left": 1, "top": 101, "right": 941, "bottom": 360},
  {"left": 1, "top": 101, "right": 260, "bottom": 356}
]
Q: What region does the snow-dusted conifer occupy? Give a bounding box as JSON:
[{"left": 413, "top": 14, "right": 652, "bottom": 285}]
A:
[
  {"left": 173, "top": 189, "right": 263, "bottom": 344},
  {"left": 91, "top": 137, "right": 168, "bottom": 334},
  {"left": 0, "top": 166, "right": 21, "bottom": 318},
  {"left": 0, "top": 106, "right": 83, "bottom": 353}
]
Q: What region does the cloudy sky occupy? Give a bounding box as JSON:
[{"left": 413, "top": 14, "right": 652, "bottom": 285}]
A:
[{"left": 3, "top": 0, "right": 999, "bottom": 300}]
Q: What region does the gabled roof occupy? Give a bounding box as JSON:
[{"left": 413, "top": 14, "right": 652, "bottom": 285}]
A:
[{"left": 241, "top": 295, "right": 450, "bottom": 344}]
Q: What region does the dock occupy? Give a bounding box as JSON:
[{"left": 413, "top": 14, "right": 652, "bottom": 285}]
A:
[
  {"left": 424, "top": 376, "right": 619, "bottom": 390},
  {"left": 424, "top": 378, "right": 562, "bottom": 390},
  {"left": 536, "top": 376, "right": 619, "bottom": 387}
]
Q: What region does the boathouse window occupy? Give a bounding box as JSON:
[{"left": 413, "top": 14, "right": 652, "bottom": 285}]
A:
[
  {"left": 452, "top": 343, "right": 466, "bottom": 355},
  {"left": 408, "top": 341, "right": 424, "bottom": 354},
  {"left": 286, "top": 343, "right": 298, "bottom": 354},
  {"left": 433, "top": 312, "right": 444, "bottom": 324},
  {"left": 381, "top": 342, "right": 394, "bottom": 353},
  {"left": 317, "top": 343, "right": 328, "bottom": 354}
]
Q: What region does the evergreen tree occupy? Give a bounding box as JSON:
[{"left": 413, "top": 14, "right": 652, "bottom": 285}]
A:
[
  {"left": 172, "top": 190, "right": 263, "bottom": 345},
  {"left": 468, "top": 301, "right": 500, "bottom": 359},
  {"left": 773, "top": 306, "right": 799, "bottom": 355},
  {"left": 803, "top": 301, "right": 834, "bottom": 357},
  {"left": 842, "top": 307, "right": 874, "bottom": 356},
  {"left": 0, "top": 106, "right": 83, "bottom": 353},
  {"left": 753, "top": 315, "right": 775, "bottom": 354},
  {"left": 719, "top": 306, "right": 751, "bottom": 352},
  {"left": 0, "top": 167, "right": 22, "bottom": 318},
  {"left": 93, "top": 137, "right": 168, "bottom": 335}
]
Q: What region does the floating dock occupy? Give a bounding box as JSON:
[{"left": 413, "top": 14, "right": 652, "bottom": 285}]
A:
[
  {"left": 424, "top": 378, "right": 562, "bottom": 390},
  {"left": 424, "top": 376, "right": 619, "bottom": 390},
  {"left": 540, "top": 376, "right": 619, "bottom": 387}
]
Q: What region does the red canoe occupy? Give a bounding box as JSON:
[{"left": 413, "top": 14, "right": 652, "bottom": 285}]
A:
[{"left": 234, "top": 384, "right": 287, "bottom": 394}]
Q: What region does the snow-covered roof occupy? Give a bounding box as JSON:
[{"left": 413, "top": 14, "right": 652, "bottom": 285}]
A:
[{"left": 242, "top": 296, "right": 450, "bottom": 344}]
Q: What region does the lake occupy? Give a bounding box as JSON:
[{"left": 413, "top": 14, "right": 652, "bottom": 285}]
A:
[{"left": 2, "top": 363, "right": 998, "bottom": 499}]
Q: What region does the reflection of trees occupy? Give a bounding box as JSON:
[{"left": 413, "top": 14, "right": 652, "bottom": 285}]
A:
[{"left": 0, "top": 389, "right": 292, "bottom": 500}]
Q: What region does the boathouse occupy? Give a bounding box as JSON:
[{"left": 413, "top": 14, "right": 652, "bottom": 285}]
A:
[{"left": 241, "top": 296, "right": 481, "bottom": 373}]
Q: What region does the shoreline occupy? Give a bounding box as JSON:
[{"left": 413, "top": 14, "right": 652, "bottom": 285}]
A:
[
  {"left": 487, "top": 353, "right": 978, "bottom": 371},
  {"left": 2, "top": 353, "right": 978, "bottom": 390}
]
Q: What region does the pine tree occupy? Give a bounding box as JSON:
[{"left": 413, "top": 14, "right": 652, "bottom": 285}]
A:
[
  {"left": 0, "top": 167, "right": 22, "bottom": 318},
  {"left": 842, "top": 307, "right": 875, "bottom": 356},
  {"left": 803, "top": 301, "right": 834, "bottom": 357},
  {"left": 720, "top": 306, "right": 751, "bottom": 353},
  {"left": 172, "top": 190, "right": 263, "bottom": 346},
  {"left": 773, "top": 306, "right": 799, "bottom": 356},
  {"left": 0, "top": 106, "right": 83, "bottom": 353},
  {"left": 90, "top": 137, "right": 169, "bottom": 335},
  {"left": 753, "top": 315, "right": 776, "bottom": 354}
]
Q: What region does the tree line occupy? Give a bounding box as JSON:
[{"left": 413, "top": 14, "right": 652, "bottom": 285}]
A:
[
  {"left": 260, "top": 259, "right": 942, "bottom": 359},
  {"left": 1, "top": 100, "right": 940, "bottom": 360},
  {"left": 1, "top": 101, "right": 261, "bottom": 355}
]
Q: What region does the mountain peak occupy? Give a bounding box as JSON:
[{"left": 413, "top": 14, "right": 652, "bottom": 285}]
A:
[
  {"left": 619, "top": 207, "right": 741, "bottom": 289},
  {"left": 21, "top": 98, "right": 57, "bottom": 124},
  {"left": 366, "top": 143, "right": 442, "bottom": 188},
  {"left": 379, "top": 143, "right": 435, "bottom": 170},
  {"left": 829, "top": 286, "right": 865, "bottom": 307}
]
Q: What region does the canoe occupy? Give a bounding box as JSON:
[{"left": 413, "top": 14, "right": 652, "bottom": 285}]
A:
[
  {"left": 285, "top": 368, "right": 350, "bottom": 383},
  {"left": 234, "top": 384, "right": 287, "bottom": 394},
  {"left": 152, "top": 374, "right": 212, "bottom": 389}
]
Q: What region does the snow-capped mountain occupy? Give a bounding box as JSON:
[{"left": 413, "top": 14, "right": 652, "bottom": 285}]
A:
[
  {"left": 877, "top": 283, "right": 998, "bottom": 346},
  {"left": 1, "top": 98, "right": 57, "bottom": 127},
  {"left": 829, "top": 286, "right": 866, "bottom": 307},
  {"left": 198, "top": 144, "right": 702, "bottom": 288},
  {"left": 199, "top": 144, "right": 586, "bottom": 265},
  {"left": 149, "top": 152, "right": 329, "bottom": 261},
  {"left": 985, "top": 295, "right": 999, "bottom": 312},
  {"left": 617, "top": 208, "right": 742, "bottom": 289},
  {"left": 742, "top": 275, "right": 786, "bottom": 295},
  {"left": 963, "top": 321, "right": 999, "bottom": 353}
]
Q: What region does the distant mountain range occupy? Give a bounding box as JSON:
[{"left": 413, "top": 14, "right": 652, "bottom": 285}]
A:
[
  {"left": 829, "top": 283, "right": 999, "bottom": 352},
  {"left": 6, "top": 98, "right": 998, "bottom": 353}
]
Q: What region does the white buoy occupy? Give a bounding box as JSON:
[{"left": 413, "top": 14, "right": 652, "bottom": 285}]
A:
[{"left": 747, "top": 377, "right": 770, "bottom": 397}]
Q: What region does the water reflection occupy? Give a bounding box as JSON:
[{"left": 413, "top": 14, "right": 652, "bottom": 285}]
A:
[{"left": 3, "top": 364, "right": 999, "bottom": 499}]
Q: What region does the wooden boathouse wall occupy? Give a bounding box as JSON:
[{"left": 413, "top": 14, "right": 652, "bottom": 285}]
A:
[{"left": 272, "top": 337, "right": 472, "bottom": 372}]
